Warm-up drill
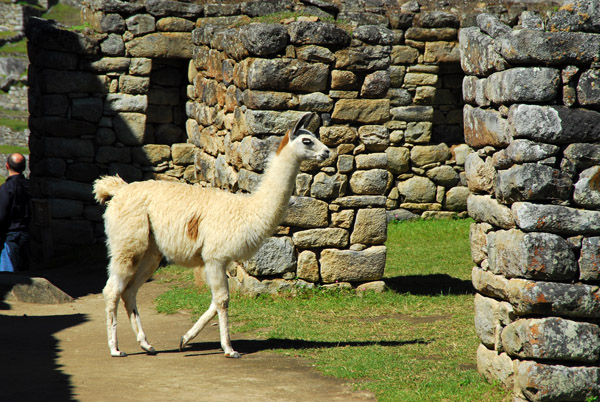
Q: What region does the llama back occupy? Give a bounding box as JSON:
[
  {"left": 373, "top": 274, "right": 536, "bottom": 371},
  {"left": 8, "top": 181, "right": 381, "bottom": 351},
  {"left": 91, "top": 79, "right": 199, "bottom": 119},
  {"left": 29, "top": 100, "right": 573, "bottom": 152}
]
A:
[{"left": 93, "top": 175, "right": 128, "bottom": 205}]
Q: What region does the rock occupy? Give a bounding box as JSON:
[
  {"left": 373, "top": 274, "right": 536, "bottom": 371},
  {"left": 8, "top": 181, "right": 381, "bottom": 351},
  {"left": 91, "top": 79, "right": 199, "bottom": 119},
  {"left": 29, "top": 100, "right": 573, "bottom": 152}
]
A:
[
  {"left": 470, "top": 222, "right": 492, "bottom": 264},
  {"left": 310, "top": 172, "right": 346, "bottom": 199},
  {"left": 333, "top": 196, "right": 387, "bottom": 208},
  {"left": 472, "top": 266, "right": 510, "bottom": 301},
  {"left": 244, "top": 110, "right": 316, "bottom": 136},
  {"left": 353, "top": 25, "right": 396, "bottom": 45},
  {"left": 444, "top": 186, "right": 470, "bottom": 211},
  {"left": 283, "top": 196, "right": 328, "bottom": 228},
  {"left": 452, "top": 144, "right": 472, "bottom": 166},
  {"left": 96, "top": 146, "right": 131, "bottom": 164},
  {"left": 410, "top": 144, "right": 451, "bottom": 167},
  {"left": 113, "top": 112, "right": 150, "bottom": 145},
  {"left": 577, "top": 68, "right": 600, "bottom": 106},
  {"left": 358, "top": 125, "right": 389, "bottom": 151},
  {"left": 564, "top": 143, "right": 600, "bottom": 171},
  {"left": 502, "top": 317, "right": 600, "bottom": 363},
  {"left": 464, "top": 153, "right": 495, "bottom": 194},
  {"left": 398, "top": 176, "right": 437, "bottom": 203},
  {"left": 356, "top": 281, "right": 387, "bottom": 293},
  {"left": 293, "top": 228, "right": 349, "bottom": 248},
  {"left": 132, "top": 144, "right": 170, "bottom": 165},
  {"left": 415, "top": 11, "right": 459, "bottom": 28},
  {"left": 476, "top": 13, "right": 512, "bottom": 38},
  {"left": 548, "top": 0, "right": 600, "bottom": 32},
  {"left": 331, "top": 99, "right": 390, "bottom": 124},
  {"left": 495, "top": 163, "right": 572, "bottom": 203},
  {"left": 474, "top": 293, "right": 514, "bottom": 348},
  {"left": 296, "top": 45, "right": 335, "bottom": 63},
  {"left": 463, "top": 105, "right": 511, "bottom": 148},
  {"left": 572, "top": 166, "right": 600, "bottom": 209},
  {"left": 240, "top": 23, "right": 289, "bottom": 56},
  {"left": 514, "top": 361, "right": 600, "bottom": 402},
  {"left": 244, "top": 237, "right": 296, "bottom": 277},
  {"left": 361, "top": 70, "right": 390, "bottom": 98},
  {"left": 247, "top": 58, "right": 328, "bottom": 92},
  {"left": 349, "top": 169, "right": 389, "bottom": 195},
  {"left": 156, "top": 17, "right": 195, "bottom": 32},
  {"left": 391, "top": 45, "right": 419, "bottom": 64},
  {"left": 355, "top": 153, "right": 387, "bottom": 169},
  {"left": 350, "top": 208, "right": 387, "bottom": 245},
  {"left": 423, "top": 41, "right": 459, "bottom": 63},
  {"left": 297, "top": 92, "right": 333, "bottom": 112},
  {"left": 387, "top": 208, "right": 419, "bottom": 222},
  {"left": 288, "top": 21, "right": 350, "bottom": 46},
  {"left": 405, "top": 27, "right": 457, "bottom": 41},
  {"left": 41, "top": 70, "right": 109, "bottom": 94},
  {"left": 331, "top": 70, "right": 358, "bottom": 90},
  {"left": 390, "top": 106, "right": 433, "bottom": 122},
  {"left": 332, "top": 209, "right": 354, "bottom": 229},
  {"left": 493, "top": 139, "right": 560, "bottom": 169},
  {"left": 486, "top": 67, "right": 560, "bottom": 104},
  {"left": 0, "top": 275, "right": 73, "bottom": 304},
  {"left": 335, "top": 45, "right": 391, "bottom": 71},
  {"left": 458, "top": 27, "right": 508, "bottom": 76},
  {"left": 126, "top": 32, "right": 193, "bottom": 58},
  {"left": 145, "top": 0, "right": 203, "bottom": 18},
  {"left": 487, "top": 229, "right": 577, "bottom": 280},
  {"left": 579, "top": 236, "right": 600, "bottom": 281},
  {"left": 297, "top": 250, "right": 319, "bottom": 282},
  {"left": 427, "top": 165, "right": 459, "bottom": 187},
  {"left": 404, "top": 122, "right": 432, "bottom": 144},
  {"left": 512, "top": 202, "right": 600, "bottom": 236},
  {"left": 320, "top": 246, "right": 386, "bottom": 283},
  {"left": 468, "top": 194, "right": 515, "bottom": 229},
  {"left": 105, "top": 93, "right": 148, "bottom": 113},
  {"left": 26, "top": 17, "right": 99, "bottom": 55},
  {"left": 477, "top": 344, "right": 515, "bottom": 389},
  {"left": 385, "top": 147, "right": 410, "bottom": 174},
  {"left": 126, "top": 14, "right": 155, "bottom": 36}
]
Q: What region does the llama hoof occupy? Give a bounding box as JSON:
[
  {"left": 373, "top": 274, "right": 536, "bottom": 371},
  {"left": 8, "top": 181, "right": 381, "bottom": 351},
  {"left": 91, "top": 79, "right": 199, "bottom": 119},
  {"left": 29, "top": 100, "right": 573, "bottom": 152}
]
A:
[
  {"left": 179, "top": 336, "right": 186, "bottom": 352},
  {"left": 225, "top": 351, "right": 241, "bottom": 359},
  {"left": 111, "top": 351, "right": 127, "bottom": 357},
  {"left": 143, "top": 346, "right": 157, "bottom": 355}
]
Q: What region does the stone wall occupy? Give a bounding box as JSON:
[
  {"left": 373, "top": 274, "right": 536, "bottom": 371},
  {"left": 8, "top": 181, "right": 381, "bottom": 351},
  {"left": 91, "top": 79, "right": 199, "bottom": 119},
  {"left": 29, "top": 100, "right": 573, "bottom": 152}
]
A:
[{"left": 461, "top": 3, "right": 600, "bottom": 401}]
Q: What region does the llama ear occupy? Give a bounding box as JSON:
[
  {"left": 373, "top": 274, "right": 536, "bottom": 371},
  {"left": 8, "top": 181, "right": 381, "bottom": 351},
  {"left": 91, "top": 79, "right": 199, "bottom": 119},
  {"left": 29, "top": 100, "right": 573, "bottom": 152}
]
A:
[{"left": 291, "top": 113, "right": 315, "bottom": 139}]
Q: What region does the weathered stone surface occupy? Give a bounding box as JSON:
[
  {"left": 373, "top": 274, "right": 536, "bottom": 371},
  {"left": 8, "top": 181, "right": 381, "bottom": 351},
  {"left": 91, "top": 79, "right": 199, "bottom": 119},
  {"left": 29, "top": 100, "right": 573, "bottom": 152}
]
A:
[
  {"left": 297, "top": 92, "right": 333, "bottom": 112},
  {"left": 240, "top": 23, "right": 288, "bottom": 56},
  {"left": 470, "top": 222, "right": 491, "bottom": 264},
  {"left": 472, "top": 266, "right": 510, "bottom": 300},
  {"left": 507, "top": 277, "right": 600, "bottom": 318},
  {"left": 293, "top": 228, "right": 349, "bottom": 248},
  {"left": 350, "top": 208, "right": 387, "bottom": 245},
  {"left": 578, "top": 236, "right": 600, "bottom": 281},
  {"left": 244, "top": 110, "right": 316, "bottom": 136},
  {"left": 244, "top": 237, "right": 296, "bottom": 277},
  {"left": 358, "top": 125, "right": 389, "bottom": 151},
  {"left": 548, "top": 0, "right": 600, "bottom": 32},
  {"left": 333, "top": 196, "right": 387, "bottom": 208},
  {"left": 487, "top": 229, "right": 577, "bottom": 280},
  {"left": 463, "top": 105, "right": 511, "bottom": 148},
  {"left": 296, "top": 45, "right": 335, "bottom": 63},
  {"left": 415, "top": 11, "right": 459, "bottom": 28},
  {"left": 125, "top": 32, "right": 193, "bottom": 58},
  {"left": 126, "top": 14, "right": 155, "bottom": 36},
  {"left": 1, "top": 275, "right": 73, "bottom": 304},
  {"left": 331, "top": 99, "right": 390, "bottom": 124},
  {"left": 319, "top": 125, "right": 357, "bottom": 146},
  {"left": 444, "top": 186, "right": 470, "bottom": 211},
  {"left": 332, "top": 209, "right": 354, "bottom": 229},
  {"left": 486, "top": 67, "right": 560, "bottom": 104},
  {"left": 496, "top": 29, "right": 600, "bottom": 66},
  {"left": 112, "top": 112, "right": 150, "bottom": 146},
  {"left": 100, "top": 33, "right": 125, "bottom": 56},
  {"left": 427, "top": 165, "right": 459, "bottom": 187},
  {"left": 41, "top": 70, "right": 109, "bottom": 94},
  {"left": 474, "top": 293, "right": 514, "bottom": 348},
  {"left": 361, "top": 70, "right": 390, "bottom": 98},
  {"left": 492, "top": 139, "right": 559, "bottom": 170},
  {"left": 496, "top": 163, "right": 572, "bottom": 204},
  {"left": 26, "top": 17, "right": 99, "bottom": 55},
  {"left": 96, "top": 146, "right": 131, "bottom": 164},
  {"left": 331, "top": 69, "right": 358, "bottom": 90},
  {"left": 356, "top": 281, "right": 387, "bottom": 293},
  {"left": 320, "top": 246, "right": 386, "bottom": 283},
  {"left": 510, "top": 104, "right": 600, "bottom": 144},
  {"left": 247, "top": 58, "right": 328, "bottom": 92},
  {"left": 464, "top": 153, "right": 494, "bottom": 194},
  {"left": 385, "top": 147, "right": 410, "bottom": 174},
  {"left": 355, "top": 153, "right": 387, "bottom": 169},
  {"left": 398, "top": 176, "right": 436, "bottom": 203},
  {"left": 145, "top": 0, "right": 203, "bottom": 18},
  {"left": 514, "top": 361, "right": 600, "bottom": 402},
  {"left": 406, "top": 27, "right": 456, "bottom": 41},
  {"left": 564, "top": 143, "right": 600, "bottom": 171},
  {"left": 424, "top": 40, "right": 459, "bottom": 63},
  {"left": 573, "top": 166, "right": 600, "bottom": 209},
  {"left": 476, "top": 13, "right": 512, "bottom": 38},
  {"left": 132, "top": 144, "right": 170, "bottom": 165},
  {"left": 578, "top": 68, "right": 600, "bottom": 106},
  {"left": 30, "top": 117, "right": 97, "bottom": 138},
  {"left": 353, "top": 25, "right": 396, "bottom": 45},
  {"left": 156, "top": 17, "right": 195, "bottom": 32},
  {"left": 390, "top": 105, "right": 434, "bottom": 122},
  {"left": 335, "top": 45, "right": 390, "bottom": 71},
  {"left": 477, "top": 345, "right": 515, "bottom": 390},
  {"left": 242, "top": 90, "right": 295, "bottom": 110},
  {"left": 288, "top": 21, "right": 350, "bottom": 46},
  {"left": 458, "top": 27, "right": 508, "bottom": 76},
  {"left": 404, "top": 122, "right": 432, "bottom": 144},
  {"left": 297, "top": 250, "right": 319, "bottom": 282},
  {"left": 310, "top": 172, "right": 346, "bottom": 199},
  {"left": 283, "top": 196, "right": 328, "bottom": 228},
  {"left": 391, "top": 45, "right": 418, "bottom": 64},
  {"left": 502, "top": 317, "right": 600, "bottom": 363},
  {"left": 410, "top": 144, "right": 450, "bottom": 167},
  {"left": 468, "top": 194, "right": 515, "bottom": 229},
  {"left": 512, "top": 202, "right": 600, "bottom": 235},
  {"left": 349, "top": 169, "right": 389, "bottom": 195}
]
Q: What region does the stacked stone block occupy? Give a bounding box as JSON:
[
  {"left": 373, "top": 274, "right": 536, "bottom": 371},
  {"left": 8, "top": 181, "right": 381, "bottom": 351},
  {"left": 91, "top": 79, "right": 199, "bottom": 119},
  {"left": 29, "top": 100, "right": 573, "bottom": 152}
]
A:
[{"left": 461, "top": 6, "right": 600, "bottom": 401}]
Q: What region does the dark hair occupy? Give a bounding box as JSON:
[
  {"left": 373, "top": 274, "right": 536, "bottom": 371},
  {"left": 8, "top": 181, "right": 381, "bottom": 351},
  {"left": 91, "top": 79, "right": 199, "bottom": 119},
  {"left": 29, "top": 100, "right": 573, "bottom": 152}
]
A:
[{"left": 7, "top": 153, "right": 26, "bottom": 174}]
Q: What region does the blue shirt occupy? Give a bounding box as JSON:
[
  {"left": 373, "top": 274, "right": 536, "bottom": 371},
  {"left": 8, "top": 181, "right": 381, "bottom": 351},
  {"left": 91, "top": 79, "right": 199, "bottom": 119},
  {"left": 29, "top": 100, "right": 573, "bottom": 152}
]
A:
[{"left": 0, "top": 174, "right": 31, "bottom": 235}]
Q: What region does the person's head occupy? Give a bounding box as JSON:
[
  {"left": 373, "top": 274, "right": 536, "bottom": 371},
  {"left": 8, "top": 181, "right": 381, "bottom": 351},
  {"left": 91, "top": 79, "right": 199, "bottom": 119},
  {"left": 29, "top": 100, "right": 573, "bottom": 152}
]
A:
[{"left": 6, "top": 153, "right": 26, "bottom": 175}]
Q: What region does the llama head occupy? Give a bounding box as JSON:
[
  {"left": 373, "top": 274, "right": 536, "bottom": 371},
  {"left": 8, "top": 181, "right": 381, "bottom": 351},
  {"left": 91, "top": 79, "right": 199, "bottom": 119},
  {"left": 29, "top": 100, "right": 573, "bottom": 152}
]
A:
[{"left": 279, "top": 113, "right": 330, "bottom": 162}]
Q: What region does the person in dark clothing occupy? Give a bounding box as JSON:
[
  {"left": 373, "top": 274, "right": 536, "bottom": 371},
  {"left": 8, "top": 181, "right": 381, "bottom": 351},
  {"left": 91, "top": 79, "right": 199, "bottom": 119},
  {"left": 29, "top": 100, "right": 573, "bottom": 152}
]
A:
[{"left": 0, "top": 153, "right": 31, "bottom": 272}]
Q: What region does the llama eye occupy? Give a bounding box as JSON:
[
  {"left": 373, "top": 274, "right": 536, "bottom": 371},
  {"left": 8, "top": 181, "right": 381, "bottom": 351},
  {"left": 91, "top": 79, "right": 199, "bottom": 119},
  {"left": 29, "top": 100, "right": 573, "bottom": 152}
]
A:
[{"left": 302, "top": 138, "right": 313, "bottom": 146}]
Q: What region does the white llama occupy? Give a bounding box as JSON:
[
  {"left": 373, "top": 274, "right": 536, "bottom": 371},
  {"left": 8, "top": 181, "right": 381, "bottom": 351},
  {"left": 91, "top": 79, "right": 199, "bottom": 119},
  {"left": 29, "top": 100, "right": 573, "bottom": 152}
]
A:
[{"left": 93, "top": 113, "right": 330, "bottom": 358}]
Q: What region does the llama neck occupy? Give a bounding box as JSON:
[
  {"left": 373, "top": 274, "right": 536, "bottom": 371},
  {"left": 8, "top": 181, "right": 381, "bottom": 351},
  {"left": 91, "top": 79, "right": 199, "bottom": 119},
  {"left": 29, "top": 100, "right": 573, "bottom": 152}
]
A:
[{"left": 249, "top": 147, "right": 300, "bottom": 232}]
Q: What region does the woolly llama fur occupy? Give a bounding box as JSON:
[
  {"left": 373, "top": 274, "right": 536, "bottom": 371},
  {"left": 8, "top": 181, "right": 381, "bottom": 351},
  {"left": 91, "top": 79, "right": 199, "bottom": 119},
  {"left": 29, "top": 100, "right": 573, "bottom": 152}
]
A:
[{"left": 93, "top": 113, "right": 330, "bottom": 358}]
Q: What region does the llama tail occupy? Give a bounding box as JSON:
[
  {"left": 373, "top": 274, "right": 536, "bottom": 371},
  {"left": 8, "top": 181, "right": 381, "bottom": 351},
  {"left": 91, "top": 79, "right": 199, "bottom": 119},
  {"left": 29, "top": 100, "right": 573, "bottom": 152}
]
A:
[{"left": 93, "top": 175, "right": 127, "bottom": 205}]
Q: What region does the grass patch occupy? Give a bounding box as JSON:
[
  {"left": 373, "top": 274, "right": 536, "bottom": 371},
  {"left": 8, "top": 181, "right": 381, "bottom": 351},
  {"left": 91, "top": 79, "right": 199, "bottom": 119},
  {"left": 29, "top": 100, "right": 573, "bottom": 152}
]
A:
[
  {"left": 154, "top": 219, "right": 508, "bottom": 402},
  {"left": 0, "top": 145, "right": 29, "bottom": 155},
  {"left": 0, "top": 38, "right": 27, "bottom": 56},
  {"left": 41, "top": 3, "right": 82, "bottom": 27}
]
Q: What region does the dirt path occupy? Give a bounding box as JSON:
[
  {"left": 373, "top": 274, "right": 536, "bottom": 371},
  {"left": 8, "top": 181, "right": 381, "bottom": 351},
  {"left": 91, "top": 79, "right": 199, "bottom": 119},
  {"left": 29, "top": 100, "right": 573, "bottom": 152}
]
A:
[{"left": 0, "top": 270, "right": 376, "bottom": 402}]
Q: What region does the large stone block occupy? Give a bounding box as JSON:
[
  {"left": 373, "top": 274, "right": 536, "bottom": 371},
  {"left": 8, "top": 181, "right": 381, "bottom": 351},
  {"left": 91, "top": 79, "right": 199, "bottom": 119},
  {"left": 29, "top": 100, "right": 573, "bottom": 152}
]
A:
[
  {"left": 397, "top": 176, "right": 437, "bottom": 203},
  {"left": 297, "top": 250, "right": 319, "bottom": 282},
  {"left": 349, "top": 169, "right": 389, "bottom": 195},
  {"left": 463, "top": 104, "right": 511, "bottom": 148},
  {"left": 507, "top": 278, "right": 600, "bottom": 318},
  {"left": 113, "top": 112, "right": 150, "bottom": 145},
  {"left": 310, "top": 172, "right": 346, "bottom": 199},
  {"left": 578, "top": 236, "right": 600, "bottom": 281},
  {"left": 332, "top": 195, "right": 387, "bottom": 208},
  {"left": 331, "top": 99, "right": 390, "bottom": 124},
  {"left": 564, "top": 143, "right": 600, "bottom": 171},
  {"left": 41, "top": 70, "right": 109, "bottom": 94},
  {"left": 464, "top": 153, "right": 495, "bottom": 194},
  {"left": 320, "top": 246, "right": 386, "bottom": 283},
  {"left": 512, "top": 202, "right": 600, "bottom": 236},
  {"left": 573, "top": 166, "right": 600, "bottom": 209},
  {"left": 472, "top": 266, "right": 510, "bottom": 301},
  {"left": 410, "top": 144, "right": 450, "bottom": 167},
  {"left": 476, "top": 344, "right": 514, "bottom": 390},
  {"left": 578, "top": 68, "right": 600, "bottom": 106},
  {"left": 486, "top": 67, "right": 560, "bottom": 104},
  {"left": 474, "top": 293, "right": 515, "bottom": 349},
  {"left": 145, "top": 0, "right": 203, "bottom": 18},
  {"left": 514, "top": 361, "right": 600, "bottom": 402},
  {"left": 487, "top": 229, "right": 577, "bottom": 281},
  {"left": 350, "top": 208, "right": 387, "bottom": 245},
  {"left": 247, "top": 58, "right": 328, "bottom": 92},
  {"left": 467, "top": 194, "right": 515, "bottom": 229},
  {"left": 245, "top": 110, "right": 316, "bottom": 136},
  {"left": 358, "top": 125, "right": 389, "bottom": 151},
  {"left": 283, "top": 196, "right": 328, "bottom": 228},
  {"left": 445, "top": 186, "right": 470, "bottom": 212},
  {"left": 125, "top": 32, "right": 193, "bottom": 58},
  {"left": 458, "top": 27, "right": 507, "bottom": 76},
  {"left": 288, "top": 21, "right": 350, "bottom": 47},
  {"left": 244, "top": 237, "right": 296, "bottom": 277},
  {"left": 385, "top": 147, "right": 409, "bottom": 174},
  {"left": 502, "top": 317, "right": 600, "bottom": 363},
  {"left": 470, "top": 222, "right": 492, "bottom": 265},
  {"left": 104, "top": 93, "right": 147, "bottom": 113},
  {"left": 335, "top": 45, "right": 390, "bottom": 71},
  {"left": 30, "top": 117, "right": 97, "bottom": 138},
  {"left": 292, "top": 228, "right": 349, "bottom": 248},
  {"left": 495, "top": 163, "right": 572, "bottom": 204},
  {"left": 547, "top": 0, "right": 600, "bottom": 32},
  {"left": 390, "top": 105, "right": 433, "bottom": 122},
  {"left": 240, "top": 23, "right": 288, "bottom": 56},
  {"left": 492, "top": 139, "right": 559, "bottom": 170}
]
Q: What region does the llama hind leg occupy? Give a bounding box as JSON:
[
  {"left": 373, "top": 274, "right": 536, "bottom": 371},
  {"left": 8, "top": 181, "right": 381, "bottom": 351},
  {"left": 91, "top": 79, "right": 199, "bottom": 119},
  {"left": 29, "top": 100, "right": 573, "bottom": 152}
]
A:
[
  {"left": 103, "top": 271, "right": 130, "bottom": 357},
  {"left": 122, "top": 250, "right": 162, "bottom": 354}
]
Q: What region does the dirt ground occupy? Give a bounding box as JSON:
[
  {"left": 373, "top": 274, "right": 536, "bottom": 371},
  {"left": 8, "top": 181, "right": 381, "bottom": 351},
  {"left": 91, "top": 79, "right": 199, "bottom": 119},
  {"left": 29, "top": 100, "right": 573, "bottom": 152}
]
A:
[{"left": 0, "top": 268, "right": 376, "bottom": 402}]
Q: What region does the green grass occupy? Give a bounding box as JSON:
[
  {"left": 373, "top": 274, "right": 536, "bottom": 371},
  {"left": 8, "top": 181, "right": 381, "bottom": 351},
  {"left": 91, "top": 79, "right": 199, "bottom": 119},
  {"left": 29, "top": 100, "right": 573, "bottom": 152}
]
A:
[
  {"left": 0, "top": 145, "right": 29, "bottom": 155},
  {"left": 0, "top": 38, "right": 27, "bottom": 56},
  {"left": 41, "top": 3, "right": 82, "bottom": 27},
  {"left": 154, "top": 219, "right": 509, "bottom": 402}
]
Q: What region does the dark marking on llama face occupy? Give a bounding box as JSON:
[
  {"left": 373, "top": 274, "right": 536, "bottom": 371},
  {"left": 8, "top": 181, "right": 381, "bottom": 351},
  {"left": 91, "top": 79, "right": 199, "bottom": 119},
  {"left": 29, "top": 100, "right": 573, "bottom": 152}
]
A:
[
  {"left": 276, "top": 131, "right": 290, "bottom": 155},
  {"left": 186, "top": 214, "right": 201, "bottom": 241}
]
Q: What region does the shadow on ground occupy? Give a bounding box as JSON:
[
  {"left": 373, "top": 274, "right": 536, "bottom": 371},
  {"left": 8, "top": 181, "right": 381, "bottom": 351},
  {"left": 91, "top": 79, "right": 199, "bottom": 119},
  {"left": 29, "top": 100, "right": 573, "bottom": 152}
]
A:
[
  {"left": 0, "top": 312, "right": 88, "bottom": 401},
  {"left": 385, "top": 274, "right": 474, "bottom": 295}
]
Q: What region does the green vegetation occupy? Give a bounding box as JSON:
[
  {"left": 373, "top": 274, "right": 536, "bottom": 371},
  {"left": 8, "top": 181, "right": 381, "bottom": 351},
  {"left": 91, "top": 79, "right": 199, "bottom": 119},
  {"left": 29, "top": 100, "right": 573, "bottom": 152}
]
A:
[
  {"left": 0, "top": 38, "right": 27, "bottom": 56},
  {"left": 41, "top": 3, "right": 82, "bottom": 27},
  {"left": 0, "top": 145, "right": 29, "bottom": 156},
  {"left": 154, "top": 219, "right": 508, "bottom": 402},
  {"left": 0, "top": 107, "right": 28, "bottom": 132}
]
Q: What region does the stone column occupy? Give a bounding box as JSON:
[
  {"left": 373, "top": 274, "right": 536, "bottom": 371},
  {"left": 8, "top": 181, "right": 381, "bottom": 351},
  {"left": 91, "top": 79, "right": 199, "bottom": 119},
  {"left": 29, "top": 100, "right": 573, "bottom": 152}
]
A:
[{"left": 460, "top": 7, "right": 600, "bottom": 402}]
